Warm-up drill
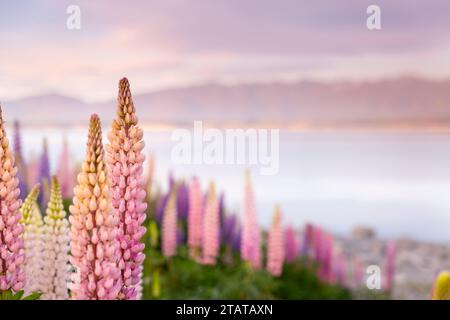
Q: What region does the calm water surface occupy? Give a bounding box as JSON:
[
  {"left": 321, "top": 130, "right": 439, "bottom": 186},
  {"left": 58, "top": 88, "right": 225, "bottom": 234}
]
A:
[{"left": 12, "top": 128, "right": 450, "bottom": 243}]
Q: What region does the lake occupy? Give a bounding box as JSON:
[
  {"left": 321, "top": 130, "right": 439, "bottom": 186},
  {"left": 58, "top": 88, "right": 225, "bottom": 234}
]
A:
[{"left": 11, "top": 127, "right": 450, "bottom": 243}]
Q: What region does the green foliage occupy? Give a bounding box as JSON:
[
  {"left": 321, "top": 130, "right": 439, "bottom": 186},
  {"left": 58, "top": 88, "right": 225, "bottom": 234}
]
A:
[
  {"left": 141, "top": 243, "right": 352, "bottom": 300},
  {"left": 274, "top": 259, "right": 352, "bottom": 300},
  {"left": 0, "top": 290, "right": 42, "bottom": 300}
]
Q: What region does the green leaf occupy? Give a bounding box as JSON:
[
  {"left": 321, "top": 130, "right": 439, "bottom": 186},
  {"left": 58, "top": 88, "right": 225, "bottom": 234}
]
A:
[
  {"left": 13, "top": 290, "right": 25, "bottom": 300},
  {"left": 23, "top": 291, "right": 42, "bottom": 300}
]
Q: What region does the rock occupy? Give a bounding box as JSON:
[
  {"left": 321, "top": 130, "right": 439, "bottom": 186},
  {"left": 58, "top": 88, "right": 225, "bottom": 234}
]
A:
[{"left": 351, "top": 226, "right": 376, "bottom": 240}]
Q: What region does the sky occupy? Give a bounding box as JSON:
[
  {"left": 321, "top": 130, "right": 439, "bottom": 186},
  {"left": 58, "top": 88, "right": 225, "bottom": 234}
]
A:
[{"left": 1, "top": 0, "right": 450, "bottom": 101}]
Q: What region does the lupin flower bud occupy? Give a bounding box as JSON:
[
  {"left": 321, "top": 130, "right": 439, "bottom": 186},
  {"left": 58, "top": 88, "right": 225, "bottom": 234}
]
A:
[
  {"left": 162, "top": 189, "right": 177, "bottom": 258},
  {"left": 106, "top": 78, "right": 147, "bottom": 300},
  {"left": 202, "top": 182, "right": 219, "bottom": 265},
  {"left": 241, "top": 171, "right": 261, "bottom": 269},
  {"left": 432, "top": 271, "right": 450, "bottom": 300},
  {"left": 20, "top": 185, "right": 43, "bottom": 294},
  {"left": 41, "top": 176, "right": 70, "bottom": 300},
  {"left": 69, "top": 114, "right": 121, "bottom": 300},
  {"left": 266, "top": 205, "right": 284, "bottom": 276},
  {"left": 188, "top": 178, "right": 203, "bottom": 259},
  {"left": 0, "top": 107, "right": 25, "bottom": 294}
]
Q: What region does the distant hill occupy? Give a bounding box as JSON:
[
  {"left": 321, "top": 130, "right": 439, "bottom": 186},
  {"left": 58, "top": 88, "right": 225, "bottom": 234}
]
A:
[{"left": 3, "top": 76, "right": 450, "bottom": 129}]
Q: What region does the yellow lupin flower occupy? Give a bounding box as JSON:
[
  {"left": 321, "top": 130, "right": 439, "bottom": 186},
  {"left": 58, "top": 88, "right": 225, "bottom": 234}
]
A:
[
  {"left": 45, "top": 176, "right": 66, "bottom": 220},
  {"left": 41, "top": 176, "right": 70, "bottom": 300},
  {"left": 432, "top": 271, "right": 450, "bottom": 300},
  {"left": 20, "top": 185, "right": 44, "bottom": 294},
  {"left": 20, "top": 184, "right": 40, "bottom": 224}
]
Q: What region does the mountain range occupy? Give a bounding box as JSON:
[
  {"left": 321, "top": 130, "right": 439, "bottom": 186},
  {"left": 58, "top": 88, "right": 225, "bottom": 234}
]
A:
[{"left": 3, "top": 76, "right": 450, "bottom": 130}]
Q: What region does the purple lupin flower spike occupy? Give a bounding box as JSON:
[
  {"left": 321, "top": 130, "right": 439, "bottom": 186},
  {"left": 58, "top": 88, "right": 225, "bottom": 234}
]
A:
[
  {"left": 177, "top": 228, "right": 186, "bottom": 245},
  {"left": 231, "top": 225, "right": 241, "bottom": 253},
  {"left": 38, "top": 138, "right": 51, "bottom": 183},
  {"left": 156, "top": 193, "right": 169, "bottom": 223},
  {"left": 176, "top": 181, "right": 189, "bottom": 221},
  {"left": 218, "top": 192, "right": 225, "bottom": 223},
  {"left": 13, "top": 120, "right": 28, "bottom": 198},
  {"left": 38, "top": 138, "right": 51, "bottom": 206},
  {"left": 222, "top": 214, "right": 237, "bottom": 245}
]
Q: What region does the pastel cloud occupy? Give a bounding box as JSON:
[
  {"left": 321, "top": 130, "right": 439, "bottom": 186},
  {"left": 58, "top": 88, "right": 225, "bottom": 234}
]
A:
[{"left": 1, "top": 0, "right": 450, "bottom": 100}]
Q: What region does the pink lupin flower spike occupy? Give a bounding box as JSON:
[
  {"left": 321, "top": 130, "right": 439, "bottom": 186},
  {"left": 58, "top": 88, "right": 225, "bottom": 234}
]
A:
[
  {"left": 284, "top": 225, "right": 299, "bottom": 263},
  {"left": 384, "top": 240, "right": 396, "bottom": 293},
  {"left": 241, "top": 171, "right": 261, "bottom": 269},
  {"left": 188, "top": 177, "right": 203, "bottom": 260},
  {"left": 106, "top": 78, "right": 147, "bottom": 300},
  {"left": 202, "top": 182, "right": 219, "bottom": 265},
  {"left": 69, "top": 114, "right": 121, "bottom": 300},
  {"left": 57, "top": 136, "right": 74, "bottom": 199},
  {"left": 162, "top": 189, "right": 177, "bottom": 258},
  {"left": 267, "top": 205, "right": 284, "bottom": 276},
  {"left": 0, "top": 106, "right": 25, "bottom": 294}
]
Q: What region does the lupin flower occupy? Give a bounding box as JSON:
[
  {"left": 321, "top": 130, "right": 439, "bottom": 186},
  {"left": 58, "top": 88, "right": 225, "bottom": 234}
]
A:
[
  {"left": 384, "top": 240, "right": 396, "bottom": 293},
  {"left": 218, "top": 193, "right": 225, "bottom": 225},
  {"left": 13, "top": 121, "right": 28, "bottom": 197},
  {"left": 188, "top": 178, "right": 203, "bottom": 259},
  {"left": 334, "top": 252, "right": 346, "bottom": 286},
  {"left": 432, "top": 271, "right": 450, "bottom": 300},
  {"left": 57, "top": 137, "right": 73, "bottom": 199},
  {"left": 222, "top": 215, "right": 237, "bottom": 247},
  {"left": 353, "top": 256, "right": 363, "bottom": 289},
  {"left": 202, "top": 182, "right": 219, "bottom": 265},
  {"left": 241, "top": 171, "right": 261, "bottom": 269},
  {"left": 41, "top": 176, "right": 70, "bottom": 300},
  {"left": 20, "top": 185, "right": 43, "bottom": 294},
  {"left": 106, "top": 78, "right": 147, "bottom": 300},
  {"left": 301, "top": 223, "right": 314, "bottom": 257},
  {"left": 284, "top": 226, "right": 299, "bottom": 263},
  {"left": 156, "top": 193, "right": 169, "bottom": 223},
  {"left": 38, "top": 138, "right": 51, "bottom": 183},
  {"left": 318, "top": 233, "right": 333, "bottom": 283},
  {"left": 162, "top": 189, "right": 177, "bottom": 258},
  {"left": 312, "top": 225, "right": 323, "bottom": 262},
  {"left": 69, "top": 114, "right": 121, "bottom": 300},
  {"left": 145, "top": 153, "right": 155, "bottom": 203},
  {"left": 176, "top": 181, "right": 189, "bottom": 221},
  {"left": 38, "top": 138, "right": 51, "bottom": 207},
  {"left": 266, "top": 205, "right": 284, "bottom": 276},
  {"left": 0, "top": 107, "right": 25, "bottom": 293}
]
